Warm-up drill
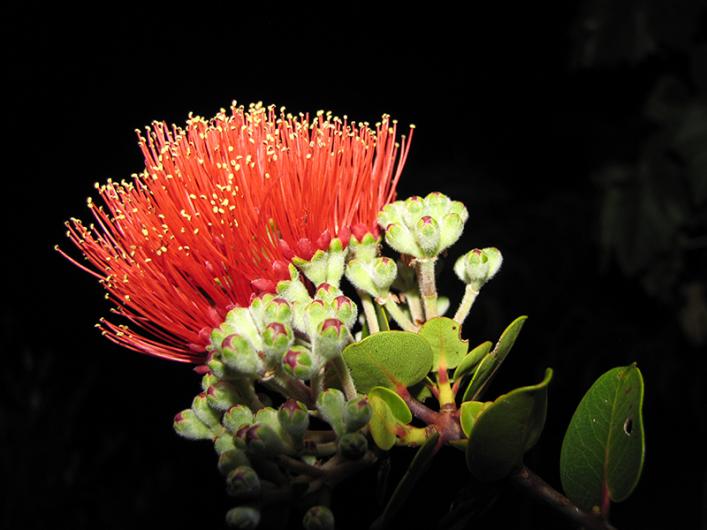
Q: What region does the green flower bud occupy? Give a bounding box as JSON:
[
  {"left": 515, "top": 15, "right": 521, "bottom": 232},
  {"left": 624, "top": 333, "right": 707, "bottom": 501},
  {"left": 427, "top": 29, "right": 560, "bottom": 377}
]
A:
[
  {"left": 377, "top": 202, "right": 404, "bottom": 228},
  {"left": 254, "top": 407, "right": 284, "bottom": 435},
  {"left": 371, "top": 257, "right": 397, "bottom": 291},
  {"left": 343, "top": 395, "right": 372, "bottom": 432},
  {"left": 453, "top": 247, "right": 503, "bottom": 290},
  {"left": 278, "top": 399, "right": 309, "bottom": 442},
  {"left": 326, "top": 238, "right": 348, "bottom": 287},
  {"left": 223, "top": 404, "right": 254, "bottom": 433},
  {"left": 276, "top": 265, "right": 312, "bottom": 304},
  {"left": 201, "top": 372, "right": 219, "bottom": 392},
  {"left": 207, "top": 354, "right": 227, "bottom": 380},
  {"left": 448, "top": 200, "right": 469, "bottom": 222},
  {"left": 244, "top": 423, "right": 288, "bottom": 457},
  {"left": 192, "top": 392, "right": 222, "bottom": 428},
  {"left": 261, "top": 322, "right": 294, "bottom": 363},
  {"left": 344, "top": 258, "right": 377, "bottom": 296},
  {"left": 439, "top": 212, "right": 465, "bottom": 249},
  {"left": 316, "top": 388, "right": 346, "bottom": 436},
  {"left": 315, "top": 318, "right": 351, "bottom": 361},
  {"left": 424, "top": 191, "right": 451, "bottom": 218},
  {"left": 207, "top": 381, "right": 243, "bottom": 411},
  {"left": 226, "top": 465, "right": 261, "bottom": 499},
  {"left": 247, "top": 292, "right": 275, "bottom": 328},
  {"left": 332, "top": 295, "right": 358, "bottom": 329},
  {"left": 338, "top": 432, "right": 368, "bottom": 460},
  {"left": 314, "top": 282, "right": 342, "bottom": 304},
  {"left": 304, "top": 299, "right": 330, "bottom": 335},
  {"left": 293, "top": 248, "right": 333, "bottom": 286},
  {"left": 214, "top": 432, "right": 237, "bottom": 455},
  {"left": 226, "top": 506, "right": 261, "bottom": 529},
  {"left": 414, "top": 215, "right": 441, "bottom": 257},
  {"left": 303, "top": 505, "right": 335, "bottom": 530},
  {"left": 218, "top": 448, "right": 250, "bottom": 476},
  {"left": 348, "top": 231, "right": 379, "bottom": 261},
  {"left": 383, "top": 223, "right": 418, "bottom": 256},
  {"left": 262, "top": 297, "right": 292, "bottom": 324},
  {"left": 173, "top": 409, "right": 213, "bottom": 440},
  {"left": 221, "top": 334, "right": 264, "bottom": 377},
  {"left": 403, "top": 195, "right": 426, "bottom": 226},
  {"left": 281, "top": 346, "right": 317, "bottom": 380},
  {"left": 216, "top": 307, "right": 263, "bottom": 352}
]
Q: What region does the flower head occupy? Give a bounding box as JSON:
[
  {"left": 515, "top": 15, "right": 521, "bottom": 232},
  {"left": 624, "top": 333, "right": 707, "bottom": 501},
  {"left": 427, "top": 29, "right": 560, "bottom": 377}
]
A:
[{"left": 57, "top": 102, "right": 412, "bottom": 363}]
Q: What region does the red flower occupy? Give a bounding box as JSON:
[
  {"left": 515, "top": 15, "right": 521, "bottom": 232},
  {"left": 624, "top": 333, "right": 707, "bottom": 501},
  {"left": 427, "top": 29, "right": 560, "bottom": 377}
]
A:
[{"left": 57, "top": 102, "right": 413, "bottom": 363}]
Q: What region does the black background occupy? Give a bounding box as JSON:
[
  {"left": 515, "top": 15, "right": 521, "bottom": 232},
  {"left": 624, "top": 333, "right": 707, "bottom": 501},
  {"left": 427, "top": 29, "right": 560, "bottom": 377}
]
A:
[{"left": 2, "top": 2, "right": 706, "bottom": 529}]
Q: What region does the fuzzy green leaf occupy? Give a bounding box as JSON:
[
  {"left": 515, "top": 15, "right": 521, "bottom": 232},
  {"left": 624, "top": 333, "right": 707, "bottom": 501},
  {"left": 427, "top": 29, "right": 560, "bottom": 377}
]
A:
[
  {"left": 368, "top": 386, "right": 412, "bottom": 424},
  {"left": 418, "top": 317, "right": 468, "bottom": 371},
  {"left": 466, "top": 368, "right": 553, "bottom": 481},
  {"left": 560, "top": 364, "right": 645, "bottom": 512},
  {"left": 343, "top": 331, "right": 433, "bottom": 393},
  {"left": 453, "top": 340, "right": 493, "bottom": 381},
  {"left": 368, "top": 394, "right": 398, "bottom": 450}
]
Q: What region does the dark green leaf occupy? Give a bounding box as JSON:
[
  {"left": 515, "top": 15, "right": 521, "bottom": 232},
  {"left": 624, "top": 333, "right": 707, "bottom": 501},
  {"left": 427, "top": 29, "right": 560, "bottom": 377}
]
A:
[
  {"left": 343, "top": 331, "right": 433, "bottom": 393},
  {"left": 560, "top": 364, "right": 645, "bottom": 512},
  {"left": 461, "top": 354, "right": 495, "bottom": 402},
  {"left": 418, "top": 317, "right": 468, "bottom": 371},
  {"left": 453, "top": 340, "right": 493, "bottom": 381},
  {"left": 466, "top": 369, "right": 553, "bottom": 482}
]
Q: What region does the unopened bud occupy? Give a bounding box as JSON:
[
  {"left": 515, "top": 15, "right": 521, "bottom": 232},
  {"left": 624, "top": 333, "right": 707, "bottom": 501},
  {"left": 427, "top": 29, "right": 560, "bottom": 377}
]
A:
[
  {"left": 371, "top": 257, "right": 397, "bottom": 291},
  {"left": 276, "top": 268, "right": 312, "bottom": 305},
  {"left": 454, "top": 247, "right": 503, "bottom": 290},
  {"left": 201, "top": 372, "right": 219, "bottom": 392},
  {"left": 214, "top": 432, "right": 237, "bottom": 455},
  {"left": 439, "top": 212, "right": 465, "bottom": 249},
  {"left": 192, "top": 392, "right": 222, "bottom": 428},
  {"left": 215, "top": 307, "right": 263, "bottom": 352},
  {"left": 207, "top": 381, "right": 242, "bottom": 411},
  {"left": 226, "top": 465, "right": 261, "bottom": 499},
  {"left": 220, "top": 334, "right": 264, "bottom": 377},
  {"left": 225, "top": 506, "right": 261, "bottom": 529},
  {"left": 332, "top": 295, "right": 358, "bottom": 328},
  {"left": 303, "top": 505, "right": 335, "bottom": 530},
  {"left": 304, "top": 299, "right": 330, "bottom": 335},
  {"left": 207, "top": 354, "right": 227, "bottom": 379},
  {"left": 293, "top": 248, "right": 329, "bottom": 286},
  {"left": 316, "top": 388, "right": 346, "bottom": 436},
  {"left": 218, "top": 448, "right": 250, "bottom": 476},
  {"left": 314, "top": 282, "right": 342, "bottom": 304},
  {"left": 244, "top": 423, "right": 288, "bottom": 456},
  {"left": 254, "top": 407, "right": 283, "bottom": 434},
  {"left": 281, "top": 346, "right": 317, "bottom": 380},
  {"left": 263, "top": 297, "right": 292, "bottom": 324},
  {"left": 316, "top": 318, "right": 351, "bottom": 361},
  {"left": 262, "top": 322, "right": 294, "bottom": 363},
  {"left": 403, "top": 195, "right": 426, "bottom": 226},
  {"left": 414, "top": 215, "right": 441, "bottom": 257},
  {"left": 343, "top": 396, "right": 372, "bottom": 432},
  {"left": 278, "top": 399, "right": 309, "bottom": 441},
  {"left": 424, "top": 191, "right": 452, "bottom": 218},
  {"left": 338, "top": 432, "right": 368, "bottom": 460},
  {"left": 344, "top": 258, "right": 376, "bottom": 296},
  {"left": 383, "top": 222, "right": 418, "bottom": 257},
  {"left": 223, "top": 405, "right": 254, "bottom": 433},
  {"left": 174, "top": 409, "right": 213, "bottom": 440}
]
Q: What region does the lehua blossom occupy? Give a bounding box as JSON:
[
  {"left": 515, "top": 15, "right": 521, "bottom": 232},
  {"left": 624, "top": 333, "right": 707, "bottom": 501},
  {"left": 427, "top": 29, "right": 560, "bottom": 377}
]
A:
[{"left": 57, "top": 102, "right": 413, "bottom": 363}]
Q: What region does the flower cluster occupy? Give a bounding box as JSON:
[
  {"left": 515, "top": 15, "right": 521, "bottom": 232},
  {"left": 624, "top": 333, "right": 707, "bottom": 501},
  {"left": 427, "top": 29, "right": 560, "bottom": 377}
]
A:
[{"left": 57, "top": 103, "right": 412, "bottom": 362}]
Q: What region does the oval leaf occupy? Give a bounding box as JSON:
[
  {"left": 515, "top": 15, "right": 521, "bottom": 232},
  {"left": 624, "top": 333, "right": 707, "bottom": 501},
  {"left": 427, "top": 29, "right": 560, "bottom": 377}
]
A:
[
  {"left": 560, "top": 364, "right": 645, "bottom": 512},
  {"left": 369, "top": 394, "right": 398, "bottom": 450},
  {"left": 453, "top": 340, "right": 493, "bottom": 381},
  {"left": 419, "top": 317, "right": 468, "bottom": 370},
  {"left": 459, "top": 401, "right": 486, "bottom": 437},
  {"left": 369, "top": 386, "right": 412, "bottom": 424},
  {"left": 461, "top": 354, "right": 495, "bottom": 402},
  {"left": 466, "top": 368, "right": 553, "bottom": 482},
  {"left": 343, "top": 331, "right": 434, "bottom": 393}
]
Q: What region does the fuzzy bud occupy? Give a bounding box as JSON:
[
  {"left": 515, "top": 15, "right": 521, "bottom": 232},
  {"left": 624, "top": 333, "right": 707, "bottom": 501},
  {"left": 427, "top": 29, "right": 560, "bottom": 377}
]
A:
[
  {"left": 371, "top": 257, "right": 397, "bottom": 291},
  {"left": 191, "top": 392, "right": 222, "bottom": 428},
  {"left": 314, "top": 282, "right": 342, "bottom": 304},
  {"left": 263, "top": 297, "right": 292, "bottom": 324},
  {"left": 316, "top": 388, "right": 346, "bottom": 436},
  {"left": 338, "top": 432, "right": 368, "bottom": 460},
  {"left": 225, "top": 506, "right": 261, "bottom": 529},
  {"left": 220, "top": 334, "right": 263, "bottom": 377},
  {"left": 226, "top": 465, "right": 261, "bottom": 499},
  {"left": 454, "top": 247, "right": 503, "bottom": 290},
  {"left": 315, "top": 318, "right": 351, "bottom": 361},
  {"left": 383, "top": 223, "right": 418, "bottom": 257},
  {"left": 281, "top": 346, "right": 317, "bottom": 380},
  {"left": 207, "top": 381, "right": 242, "bottom": 412},
  {"left": 223, "top": 405, "right": 254, "bottom": 433},
  {"left": 173, "top": 409, "right": 213, "bottom": 441},
  {"left": 214, "top": 433, "right": 237, "bottom": 455},
  {"left": 244, "top": 423, "right": 288, "bottom": 457},
  {"left": 303, "top": 506, "right": 335, "bottom": 530},
  {"left": 278, "top": 399, "right": 310, "bottom": 442},
  {"left": 332, "top": 295, "right": 358, "bottom": 329},
  {"left": 262, "top": 322, "right": 294, "bottom": 363},
  {"left": 343, "top": 396, "right": 372, "bottom": 432},
  {"left": 218, "top": 448, "right": 250, "bottom": 476},
  {"left": 414, "top": 215, "right": 441, "bottom": 257}
]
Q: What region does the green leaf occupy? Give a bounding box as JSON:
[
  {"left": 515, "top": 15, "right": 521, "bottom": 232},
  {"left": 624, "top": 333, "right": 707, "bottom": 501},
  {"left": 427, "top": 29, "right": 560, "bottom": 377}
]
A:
[
  {"left": 343, "top": 331, "right": 434, "bottom": 393},
  {"left": 369, "top": 394, "right": 398, "bottom": 450},
  {"left": 560, "top": 364, "right": 645, "bottom": 512},
  {"left": 371, "top": 431, "right": 440, "bottom": 530},
  {"left": 375, "top": 302, "right": 391, "bottom": 331},
  {"left": 461, "top": 316, "right": 528, "bottom": 401},
  {"left": 459, "top": 401, "right": 486, "bottom": 437},
  {"left": 466, "top": 368, "right": 553, "bottom": 482},
  {"left": 461, "top": 354, "right": 495, "bottom": 402},
  {"left": 418, "top": 317, "right": 468, "bottom": 371},
  {"left": 453, "top": 340, "right": 493, "bottom": 381},
  {"left": 368, "top": 387, "right": 412, "bottom": 424}
]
